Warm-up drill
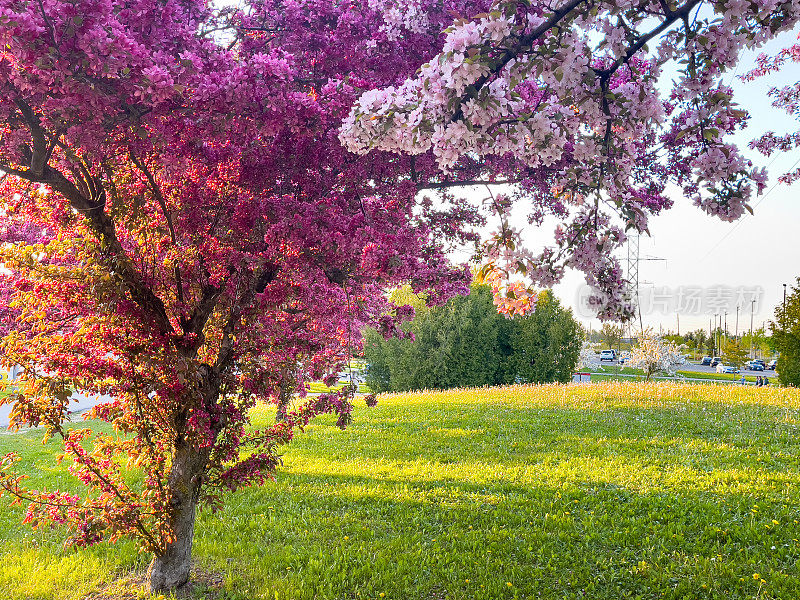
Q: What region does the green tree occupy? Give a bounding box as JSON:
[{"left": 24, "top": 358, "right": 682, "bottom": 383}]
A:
[
  {"left": 707, "top": 327, "right": 725, "bottom": 357},
  {"left": 741, "top": 326, "right": 772, "bottom": 359},
  {"left": 362, "top": 329, "right": 393, "bottom": 393},
  {"left": 685, "top": 329, "right": 707, "bottom": 358},
  {"left": 722, "top": 339, "right": 748, "bottom": 369},
  {"left": 600, "top": 323, "right": 623, "bottom": 350},
  {"left": 705, "top": 335, "right": 716, "bottom": 357},
  {"left": 364, "top": 287, "right": 581, "bottom": 392},
  {"left": 509, "top": 291, "right": 583, "bottom": 384},
  {"left": 772, "top": 279, "right": 800, "bottom": 386},
  {"left": 364, "top": 286, "right": 508, "bottom": 392}
]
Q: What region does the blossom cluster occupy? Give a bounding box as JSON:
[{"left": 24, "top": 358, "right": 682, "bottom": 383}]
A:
[
  {"left": 577, "top": 342, "right": 604, "bottom": 372},
  {"left": 744, "top": 42, "right": 800, "bottom": 183}
]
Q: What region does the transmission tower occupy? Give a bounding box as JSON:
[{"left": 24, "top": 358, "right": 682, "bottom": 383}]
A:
[
  {"left": 626, "top": 234, "right": 642, "bottom": 337},
  {"left": 624, "top": 234, "right": 665, "bottom": 338}
]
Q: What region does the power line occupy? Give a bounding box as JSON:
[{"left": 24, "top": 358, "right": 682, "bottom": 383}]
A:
[{"left": 698, "top": 153, "right": 799, "bottom": 263}]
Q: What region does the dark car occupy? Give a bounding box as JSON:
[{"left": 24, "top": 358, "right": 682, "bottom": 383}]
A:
[
  {"left": 745, "top": 360, "right": 764, "bottom": 371},
  {"left": 710, "top": 357, "right": 723, "bottom": 367},
  {"left": 701, "top": 356, "right": 712, "bottom": 366}
]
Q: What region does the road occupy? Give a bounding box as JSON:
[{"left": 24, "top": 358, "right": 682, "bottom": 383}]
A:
[
  {"left": 594, "top": 360, "right": 778, "bottom": 384},
  {"left": 679, "top": 362, "right": 777, "bottom": 378},
  {"left": 1, "top": 391, "right": 110, "bottom": 429}
]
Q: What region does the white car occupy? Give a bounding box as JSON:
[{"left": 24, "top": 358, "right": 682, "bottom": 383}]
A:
[
  {"left": 716, "top": 364, "right": 739, "bottom": 374},
  {"left": 600, "top": 350, "right": 617, "bottom": 362}
]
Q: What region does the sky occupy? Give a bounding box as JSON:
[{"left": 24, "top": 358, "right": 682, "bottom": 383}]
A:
[{"left": 493, "top": 27, "right": 800, "bottom": 336}]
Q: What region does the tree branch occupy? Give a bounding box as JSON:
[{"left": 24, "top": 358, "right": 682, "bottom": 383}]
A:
[
  {"left": 0, "top": 159, "right": 174, "bottom": 336},
  {"left": 215, "top": 264, "right": 279, "bottom": 370},
  {"left": 451, "top": 0, "right": 587, "bottom": 122},
  {"left": 417, "top": 179, "right": 517, "bottom": 190},
  {"left": 128, "top": 150, "right": 186, "bottom": 307}
]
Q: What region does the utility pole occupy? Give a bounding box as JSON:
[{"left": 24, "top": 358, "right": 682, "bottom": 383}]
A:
[
  {"left": 714, "top": 313, "right": 719, "bottom": 356},
  {"left": 735, "top": 305, "right": 739, "bottom": 340},
  {"left": 724, "top": 310, "right": 728, "bottom": 347},
  {"left": 750, "top": 299, "right": 755, "bottom": 359},
  {"left": 677, "top": 313, "right": 680, "bottom": 337},
  {"left": 626, "top": 235, "right": 641, "bottom": 336}
]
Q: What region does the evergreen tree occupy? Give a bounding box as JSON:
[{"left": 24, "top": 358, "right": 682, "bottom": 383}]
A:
[
  {"left": 364, "top": 287, "right": 581, "bottom": 392},
  {"left": 509, "top": 292, "right": 583, "bottom": 384}
]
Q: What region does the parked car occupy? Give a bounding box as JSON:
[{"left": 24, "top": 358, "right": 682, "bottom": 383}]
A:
[
  {"left": 700, "top": 356, "right": 712, "bottom": 366},
  {"left": 745, "top": 360, "right": 765, "bottom": 371},
  {"left": 754, "top": 359, "right": 766, "bottom": 368},
  {"left": 767, "top": 359, "right": 778, "bottom": 370},
  {"left": 716, "top": 364, "right": 739, "bottom": 374},
  {"left": 600, "top": 349, "right": 617, "bottom": 362},
  {"left": 710, "top": 357, "right": 723, "bottom": 367}
]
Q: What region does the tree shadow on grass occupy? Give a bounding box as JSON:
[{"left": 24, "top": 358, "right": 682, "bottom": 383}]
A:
[{"left": 195, "top": 451, "right": 800, "bottom": 600}]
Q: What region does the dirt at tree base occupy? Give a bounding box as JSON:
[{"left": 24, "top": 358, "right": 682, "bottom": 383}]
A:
[{"left": 82, "top": 564, "right": 225, "bottom": 599}]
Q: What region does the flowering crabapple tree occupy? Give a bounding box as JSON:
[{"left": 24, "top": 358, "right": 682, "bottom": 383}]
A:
[
  {"left": 0, "top": 0, "right": 796, "bottom": 594},
  {"left": 341, "top": 0, "right": 800, "bottom": 319},
  {"left": 577, "top": 341, "right": 604, "bottom": 371},
  {"left": 0, "top": 0, "right": 498, "bottom": 592},
  {"left": 629, "top": 329, "right": 686, "bottom": 380}
]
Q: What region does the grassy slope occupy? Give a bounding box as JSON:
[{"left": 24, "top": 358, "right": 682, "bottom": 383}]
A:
[{"left": 2, "top": 382, "right": 800, "bottom": 599}]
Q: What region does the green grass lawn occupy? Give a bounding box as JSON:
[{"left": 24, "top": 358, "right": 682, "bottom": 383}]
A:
[
  {"left": 2, "top": 382, "right": 800, "bottom": 599},
  {"left": 590, "top": 371, "right": 750, "bottom": 384}
]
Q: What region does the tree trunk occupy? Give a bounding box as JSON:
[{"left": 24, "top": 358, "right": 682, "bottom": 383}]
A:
[
  {"left": 147, "top": 443, "right": 207, "bottom": 593},
  {"left": 275, "top": 368, "right": 295, "bottom": 422}
]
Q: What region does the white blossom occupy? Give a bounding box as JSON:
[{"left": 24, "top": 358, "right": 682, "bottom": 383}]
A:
[{"left": 629, "top": 330, "right": 686, "bottom": 380}]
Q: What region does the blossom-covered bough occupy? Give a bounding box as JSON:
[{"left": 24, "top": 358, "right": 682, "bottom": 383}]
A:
[
  {"left": 744, "top": 39, "right": 800, "bottom": 183},
  {"left": 342, "top": 0, "right": 795, "bottom": 318},
  {"left": 0, "top": 0, "right": 796, "bottom": 594}
]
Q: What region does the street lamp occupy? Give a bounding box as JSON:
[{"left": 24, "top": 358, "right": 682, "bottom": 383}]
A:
[
  {"left": 724, "top": 310, "right": 728, "bottom": 346},
  {"left": 784, "top": 283, "right": 788, "bottom": 325},
  {"left": 750, "top": 298, "right": 755, "bottom": 358}
]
